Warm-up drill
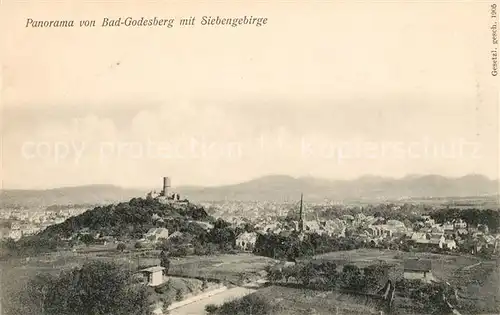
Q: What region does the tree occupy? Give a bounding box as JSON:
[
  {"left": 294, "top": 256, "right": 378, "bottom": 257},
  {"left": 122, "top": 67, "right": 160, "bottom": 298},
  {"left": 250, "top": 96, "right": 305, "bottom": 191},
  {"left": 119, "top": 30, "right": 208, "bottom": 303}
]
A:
[
  {"left": 13, "top": 274, "right": 55, "bottom": 315},
  {"left": 117, "top": 243, "right": 126, "bottom": 252},
  {"left": 364, "top": 264, "right": 387, "bottom": 291},
  {"left": 160, "top": 250, "right": 171, "bottom": 274},
  {"left": 175, "top": 289, "right": 184, "bottom": 301},
  {"left": 205, "top": 304, "right": 219, "bottom": 314},
  {"left": 18, "top": 261, "right": 150, "bottom": 315},
  {"left": 202, "top": 278, "right": 209, "bottom": 291},
  {"left": 266, "top": 267, "right": 284, "bottom": 283},
  {"left": 80, "top": 234, "right": 94, "bottom": 247},
  {"left": 339, "top": 264, "right": 364, "bottom": 291},
  {"left": 319, "top": 261, "right": 338, "bottom": 287},
  {"left": 297, "top": 262, "right": 318, "bottom": 286},
  {"left": 135, "top": 241, "right": 143, "bottom": 249}
]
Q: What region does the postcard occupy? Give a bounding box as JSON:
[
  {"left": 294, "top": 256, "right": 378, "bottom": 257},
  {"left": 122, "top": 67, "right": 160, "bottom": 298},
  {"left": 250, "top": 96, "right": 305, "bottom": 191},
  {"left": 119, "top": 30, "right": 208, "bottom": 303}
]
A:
[{"left": 1, "top": 1, "right": 499, "bottom": 315}]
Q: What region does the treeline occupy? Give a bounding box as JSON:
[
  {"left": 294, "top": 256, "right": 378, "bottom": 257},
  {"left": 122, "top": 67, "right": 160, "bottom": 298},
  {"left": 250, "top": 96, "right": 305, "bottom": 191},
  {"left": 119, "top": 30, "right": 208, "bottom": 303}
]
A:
[
  {"left": 156, "top": 218, "right": 242, "bottom": 257},
  {"left": 266, "top": 261, "right": 451, "bottom": 315},
  {"left": 254, "top": 232, "right": 379, "bottom": 261},
  {"left": 430, "top": 208, "right": 500, "bottom": 232},
  {"left": 266, "top": 260, "right": 391, "bottom": 293}
]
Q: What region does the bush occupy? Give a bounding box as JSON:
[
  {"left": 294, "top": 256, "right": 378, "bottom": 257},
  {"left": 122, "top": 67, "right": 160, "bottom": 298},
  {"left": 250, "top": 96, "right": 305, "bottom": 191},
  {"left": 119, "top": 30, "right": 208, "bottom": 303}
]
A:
[
  {"left": 205, "top": 304, "right": 218, "bottom": 314},
  {"left": 154, "top": 283, "right": 169, "bottom": 295},
  {"left": 217, "top": 294, "right": 273, "bottom": 315},
  {"left": 117, "top": 243, "right": 126, "bottom": 252},
  {"left": 161, "top": 296, "right": 172, "bottom": 314},
  {"left": 202, "top": 279, "right": 209, "bottom": 291},
  {"left": 135, "top": 241, "right": 143, "bottom": 249},
  {"left": 175, "top": 289, "right": 183, "bottom": 301}
]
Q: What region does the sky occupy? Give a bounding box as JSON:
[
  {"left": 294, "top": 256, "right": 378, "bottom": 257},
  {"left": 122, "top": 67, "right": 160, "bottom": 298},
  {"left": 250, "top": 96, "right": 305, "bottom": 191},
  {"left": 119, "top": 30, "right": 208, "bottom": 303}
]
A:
[{"left": 1, "top": 1, "right": 498, "bottom": 189}]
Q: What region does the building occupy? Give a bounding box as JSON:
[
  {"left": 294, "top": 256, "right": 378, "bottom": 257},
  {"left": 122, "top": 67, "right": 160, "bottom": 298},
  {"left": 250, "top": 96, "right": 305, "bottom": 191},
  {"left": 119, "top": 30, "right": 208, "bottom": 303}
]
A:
[
  {"left": 161, "top": 177, "right": 171, "bottom": 197},
  {"left": 403, "top": 259, "right": 434, "bottom": 283},
  {"left": 9, "top": 229, "right": 22, "bottom": 241},
  {"left": 453, "top": 219, "right": 467, "bottom": 229},
  {"left": 298, "top": 193, "right": 304, "bottom": 232},
  {"left": 304, "top": 221, "right": 322, "bottom": 233},
  {"left": 140, "top": 266, "right": 166, "bottom": 286},
  {"left": 143, "top": 228, "right": 169, "bottom": 243},
  {"left": 443, "top": 239, "right": 457, "bottom": 250},
  {"left": 236, "top": 232, "right": 257, "bottom": 251}
]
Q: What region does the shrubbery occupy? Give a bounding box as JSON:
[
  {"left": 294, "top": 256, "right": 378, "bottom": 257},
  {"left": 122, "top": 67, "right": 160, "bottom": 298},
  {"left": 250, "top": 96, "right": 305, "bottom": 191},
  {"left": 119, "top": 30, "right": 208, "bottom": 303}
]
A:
[
  {"left": 216, "top": 294, "right": 274, "bottom": 315},
  {"left": 266, "top": 261, "right": 390, "bottom": 292},
  {"left": 205, "top": 304, "right": 218, "bottom": 314},
  {"left": 11, "top": 261, "right": 151, "bottom": 315}
]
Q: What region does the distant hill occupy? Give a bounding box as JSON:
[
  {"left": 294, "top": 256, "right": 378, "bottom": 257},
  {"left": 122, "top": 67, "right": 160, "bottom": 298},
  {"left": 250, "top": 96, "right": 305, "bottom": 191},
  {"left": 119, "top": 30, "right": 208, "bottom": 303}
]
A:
[
  {"left": 1, "top": 175, "right": 498, "bottom": 207},
  {"left": 0, "top": 185, "right": 146, "bottom": 209},
  {"left": 176, "top": 174, "right": 499, "bottom": 202}
]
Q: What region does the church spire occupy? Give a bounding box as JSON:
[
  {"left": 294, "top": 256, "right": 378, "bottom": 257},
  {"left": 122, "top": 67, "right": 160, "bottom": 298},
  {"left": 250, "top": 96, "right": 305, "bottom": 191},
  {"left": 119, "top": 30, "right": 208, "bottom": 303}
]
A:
[{"left": 299, "top": 193, "right": 304, "bottom": 232}]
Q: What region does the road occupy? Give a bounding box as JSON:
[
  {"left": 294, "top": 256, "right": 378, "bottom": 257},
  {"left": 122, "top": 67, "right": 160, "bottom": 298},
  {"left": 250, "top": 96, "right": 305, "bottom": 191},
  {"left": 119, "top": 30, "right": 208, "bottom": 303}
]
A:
[{"left": 169, "top": 284, "right": 261, "bottom": 315}]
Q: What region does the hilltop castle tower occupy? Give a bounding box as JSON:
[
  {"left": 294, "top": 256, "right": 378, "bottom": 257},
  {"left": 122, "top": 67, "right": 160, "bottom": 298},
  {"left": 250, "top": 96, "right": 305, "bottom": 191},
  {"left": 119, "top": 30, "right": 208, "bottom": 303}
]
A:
[{"left": 161, "top": 177, "right": 170, "bottom": 197}]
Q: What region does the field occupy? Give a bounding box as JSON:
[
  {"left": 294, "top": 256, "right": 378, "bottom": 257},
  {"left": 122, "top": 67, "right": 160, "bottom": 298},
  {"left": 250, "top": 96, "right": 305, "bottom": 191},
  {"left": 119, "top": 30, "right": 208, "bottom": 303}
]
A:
[
  {"left": 313, "top": 249, "right": 500, "bottom": 313},
  {"left": 250, "top": 285, "right": 382, "bottom": 315},
  {"left": 0, "top": 249, "right": 276, "bottom": 314},
  {"left": 169, "top": 253, "right": 278, "bottom": 282},
  {"left": 312, "top": 248, "right": 481, "bottom": 279},
  {"left": 2, "top": 247, "right": 497, "bottom": 314}
]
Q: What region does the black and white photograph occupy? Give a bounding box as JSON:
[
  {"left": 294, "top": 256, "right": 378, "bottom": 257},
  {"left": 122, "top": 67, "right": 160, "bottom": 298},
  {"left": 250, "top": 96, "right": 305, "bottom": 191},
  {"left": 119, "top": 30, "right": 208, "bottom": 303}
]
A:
[{"left": 1, "top": 1, "right": 499, "bottom": 315}]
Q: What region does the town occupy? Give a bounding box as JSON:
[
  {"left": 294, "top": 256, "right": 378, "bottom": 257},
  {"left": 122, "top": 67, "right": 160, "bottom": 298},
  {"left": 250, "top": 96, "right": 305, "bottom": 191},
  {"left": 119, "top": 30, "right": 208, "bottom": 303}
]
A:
[{"left": 0, "top": 177, "right": 498, "bottom": 315}]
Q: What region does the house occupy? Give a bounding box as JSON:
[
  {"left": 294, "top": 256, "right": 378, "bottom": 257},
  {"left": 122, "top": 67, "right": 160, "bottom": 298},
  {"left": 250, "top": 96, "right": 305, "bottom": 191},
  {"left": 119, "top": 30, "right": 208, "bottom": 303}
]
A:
[
  {"left": 443, "top": 239, "right": 457, "bottom": 250},
  {"left": 167, "top": 231, "right": 184, "bottom": 241},
  {"left": 441, "top": 224, "right": 454, "bottom": 232},
  {"left": 304, "top": 221, "right": 322, "bottom": 233},
  {"left": 422, "top": 217, "right": 435, "bottom": 227},
  {"left": 9, "top": 229, "right": 22, "bottom": 241},
  {"left": 140, "top": 266, "right": 166, "bottom": 286},
  {"left": 10, "top": 222, "right": 20, "bottom": 230},
  {"left": 143, "top": 228, "right": 169, "bottom": 243},
  {"left": 403, "top": 259, "right": 434, "bottom": 283},
  {"left": 236, "top": 232, "right": 257, "bottom": 251},
  {"left": 453, "top": 220, "right": 467, "bottom": 229},
  {"left": 411, "top": 232, "right": 427, "bottom": 242},
  {"left": 415, "top": 234, "right": 446, "bottom": 250}
]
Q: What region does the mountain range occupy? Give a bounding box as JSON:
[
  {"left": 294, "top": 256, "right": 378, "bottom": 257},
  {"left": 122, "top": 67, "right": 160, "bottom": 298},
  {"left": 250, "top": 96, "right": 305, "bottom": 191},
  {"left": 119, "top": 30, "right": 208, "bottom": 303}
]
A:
[
  {"left": 177, "top": 174, "right": 499, "bottom": 202},
  {"left": 0, "top": 174, "right": 498, "bottom": 208}
]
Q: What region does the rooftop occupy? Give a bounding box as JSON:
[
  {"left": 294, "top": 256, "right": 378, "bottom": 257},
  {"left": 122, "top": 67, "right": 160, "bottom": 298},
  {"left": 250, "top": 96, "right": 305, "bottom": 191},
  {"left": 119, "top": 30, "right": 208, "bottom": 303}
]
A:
[{"left": 140, "top": 266, "right": 165, "bottom": 273}]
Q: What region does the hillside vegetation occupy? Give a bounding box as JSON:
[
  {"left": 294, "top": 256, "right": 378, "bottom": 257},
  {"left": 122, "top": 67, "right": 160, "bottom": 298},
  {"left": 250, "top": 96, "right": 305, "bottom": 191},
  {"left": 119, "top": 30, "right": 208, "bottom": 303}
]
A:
[{"left": 2, "top": 197, "right": 217, "bottom": 257}]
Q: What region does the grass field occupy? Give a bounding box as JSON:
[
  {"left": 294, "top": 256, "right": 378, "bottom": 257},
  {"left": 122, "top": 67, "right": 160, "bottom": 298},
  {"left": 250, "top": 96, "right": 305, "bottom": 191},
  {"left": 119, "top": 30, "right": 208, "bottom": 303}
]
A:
[
  {"left": 312, "top": 248, "right": 481, "bottom": 280},
  {"left": 169, "top": 253, "right": 278, "bottom": 282},
  {"left": 250, "top": 285, "right": 382, "bottom": 315}
]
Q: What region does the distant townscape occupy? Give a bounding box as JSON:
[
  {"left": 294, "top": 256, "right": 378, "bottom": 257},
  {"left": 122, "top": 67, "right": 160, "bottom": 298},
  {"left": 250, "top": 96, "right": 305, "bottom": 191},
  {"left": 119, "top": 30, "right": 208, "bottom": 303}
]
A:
[{"left": 0, "top": 176, "right": 499, "bottom": 315}]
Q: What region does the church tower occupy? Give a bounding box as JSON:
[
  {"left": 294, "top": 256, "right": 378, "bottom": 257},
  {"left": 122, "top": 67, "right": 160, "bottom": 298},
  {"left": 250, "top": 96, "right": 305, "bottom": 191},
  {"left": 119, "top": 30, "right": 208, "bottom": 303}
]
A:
[{"left": 298, "top": 193, "right": 304, "bottom": 232}]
